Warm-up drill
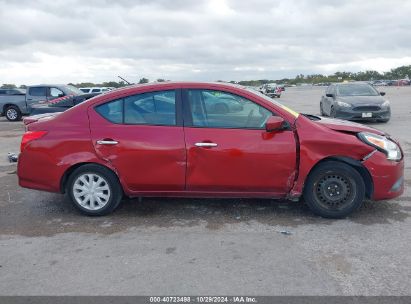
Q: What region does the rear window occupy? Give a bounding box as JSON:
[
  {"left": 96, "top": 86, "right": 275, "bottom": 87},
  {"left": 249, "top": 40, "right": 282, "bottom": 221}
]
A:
[
  {"left": 94, "top": 90, "right": 176, "bottom": 126},
  {"left": 124, "top": 91, "right": 176, "bottom": 125},
  {"left": 95, "top": 99, "right": 123, "bottom": 123}
]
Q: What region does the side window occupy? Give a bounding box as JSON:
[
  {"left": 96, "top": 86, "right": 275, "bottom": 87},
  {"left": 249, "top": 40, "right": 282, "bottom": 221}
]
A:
[
  {"left": 28, "top": 87, "right": 47, "bottom": 96},
  {"left": 49, "top": 87, "right": 64, "bottom": 98},
  {"left": 124, "top": 90, "right": 176, "bottom": 125},
  {"left": 0, "top": 90, "right": 5, "bottom": 95},
  {"left": 95, "top": 99, "right": 123, "bottom": 123},
  {"left": 91, "top": 89, "right": 101, "bottom": 93},
  {"left": 188, "top": 90, "right": 272, "bottom": 129}
]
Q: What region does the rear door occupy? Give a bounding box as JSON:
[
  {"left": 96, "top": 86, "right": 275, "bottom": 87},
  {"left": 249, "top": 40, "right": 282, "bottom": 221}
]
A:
[
  {"left": 27, "top": 86, "right": 48, "bottom": 103},
  {"left": 88, "top": 89, "right": 186, "bottom": 193},
  {"left": 182, "top": 89, "right": 297, "bottom": 195}
]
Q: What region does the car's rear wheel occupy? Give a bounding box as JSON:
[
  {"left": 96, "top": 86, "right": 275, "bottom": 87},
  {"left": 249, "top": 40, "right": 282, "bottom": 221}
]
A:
[
  {"left": 303, "top": 161, "right": 365, "bottom": 218},
  {"left": 5, "top": 105, "right": 22, "bottom": 121},
  {"left": 67, "top": 164, "right": 123, "bottom": 216}
]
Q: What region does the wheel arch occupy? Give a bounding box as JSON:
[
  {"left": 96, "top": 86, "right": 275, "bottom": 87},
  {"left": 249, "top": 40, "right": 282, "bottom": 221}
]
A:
[
  {"left": 2, "top": 103, "right": 19, "bottom": 113},
  {"left": 60, "top": 162, "right": 123, "bottom": 194},
  {"left": 306, "top": 156, "right": 373, "bottom": 199}
]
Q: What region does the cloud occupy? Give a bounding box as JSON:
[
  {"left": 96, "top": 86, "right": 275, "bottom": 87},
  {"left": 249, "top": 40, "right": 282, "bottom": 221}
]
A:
[{"left": 0, "top": 0, "right": 410, "bottom": 85}]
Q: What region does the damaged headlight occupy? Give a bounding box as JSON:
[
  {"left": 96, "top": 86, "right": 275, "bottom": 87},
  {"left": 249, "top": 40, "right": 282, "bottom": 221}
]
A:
[{"left": 358, "top": 132, "right": 402, "bottom": 161}]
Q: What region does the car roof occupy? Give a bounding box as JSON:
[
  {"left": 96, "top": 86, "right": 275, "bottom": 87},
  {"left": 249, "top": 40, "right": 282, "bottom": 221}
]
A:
[
  {"left": 110, "top": 81, "right": 245, "bottom": 93},
  {"left": 335, "top": 82, "right": 371, "bottom": 86},
  {"left": 31, "top": 84, "right": 68, "bottom": 87}
]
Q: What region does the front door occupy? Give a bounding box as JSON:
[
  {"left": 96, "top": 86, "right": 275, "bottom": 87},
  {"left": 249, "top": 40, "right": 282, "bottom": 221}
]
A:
[
  {"left": 88, "top": 89, "right": 186, "bottom": 193},
  {"left": 183, "top": 89, "right": 297, "bottom": 195}
]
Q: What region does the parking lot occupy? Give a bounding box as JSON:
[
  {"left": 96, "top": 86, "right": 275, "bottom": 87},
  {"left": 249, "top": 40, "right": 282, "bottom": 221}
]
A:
[{"left": 0, "top": 85, "right": 410, "bottom": 295}]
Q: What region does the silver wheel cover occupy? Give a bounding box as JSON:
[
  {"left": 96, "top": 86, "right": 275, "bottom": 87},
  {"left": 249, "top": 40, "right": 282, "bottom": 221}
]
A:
[{"left": 72, "top": 173, "right": 111, "bottom": 210}]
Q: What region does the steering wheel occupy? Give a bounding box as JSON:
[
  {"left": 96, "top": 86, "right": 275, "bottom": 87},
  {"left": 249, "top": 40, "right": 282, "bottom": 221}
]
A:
[{"left": 244, "top": 109, "right": 255, "bottom": 127}]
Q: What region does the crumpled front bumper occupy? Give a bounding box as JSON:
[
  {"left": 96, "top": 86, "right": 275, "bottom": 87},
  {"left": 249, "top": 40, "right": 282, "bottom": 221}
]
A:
[{"left": 362, "top": 150, "right": 404, "bottom": 200}]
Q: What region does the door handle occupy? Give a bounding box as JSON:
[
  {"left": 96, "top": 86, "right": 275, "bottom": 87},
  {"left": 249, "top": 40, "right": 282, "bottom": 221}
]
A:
[
  {"left": 96, "top": 140, "right": 119, "bottom": 145},
  {"left": 195, "top": 142, "right": 218, "bottom": 147}
]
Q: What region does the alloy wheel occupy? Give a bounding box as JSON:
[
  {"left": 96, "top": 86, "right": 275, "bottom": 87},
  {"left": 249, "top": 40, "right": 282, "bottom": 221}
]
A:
[{"left": 6, "top": 108, "right": 18, "bottom": 120}]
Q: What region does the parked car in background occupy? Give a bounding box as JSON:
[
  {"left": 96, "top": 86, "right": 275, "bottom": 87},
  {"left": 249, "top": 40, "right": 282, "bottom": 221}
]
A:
[
  {"left": 79, "top": 87, "right": 113, "bottom": 94},
  {"left": 260, "top": 83, "right": 282, "bottom": 98},
  {"left": 320, "top": 83, "right": 391, "bottom": 122},
  {"left": 29, "top": 92, "right": 99, "bottom": 116},
  {"left": 392, "top": 79, "right": 410, "bottom": 86},
  {"left": 0, "top": 84, "right": 88, "bottom": 121},
  {"left": 203, "top": 91, "right": 244, "bottom": 114},
  {"left": 18, "top": 82, "right": 403, "bottom": 218},
  {"left": 277, "top": 84, "right": 286, "bottom": 91},
  {"left": 372, "top": 80, "right": 389, "bottom": 86}
]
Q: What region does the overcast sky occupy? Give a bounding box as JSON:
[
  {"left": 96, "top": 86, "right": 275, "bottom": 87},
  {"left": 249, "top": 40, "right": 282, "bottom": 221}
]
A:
[{"left": 1, "top": 0, "right": 411, "bottom": 85}]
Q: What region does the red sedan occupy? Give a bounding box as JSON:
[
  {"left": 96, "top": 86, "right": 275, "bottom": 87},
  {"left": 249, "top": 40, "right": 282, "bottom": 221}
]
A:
[{"left": 17, "top": 82, "right": 404, "bottom": 218}]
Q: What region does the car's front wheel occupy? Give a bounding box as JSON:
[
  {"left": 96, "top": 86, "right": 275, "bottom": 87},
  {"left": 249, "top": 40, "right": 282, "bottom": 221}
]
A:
[
  {"left": 330, "top": 106, "right": 336, "bottom": 118},
  {"left": 320, "top": 102, "right": 325, "bottom": 116},
  {"left": 5, "top": 105, "right": 22, "bottom": 121},
  {"left": 67, "top": 164, "right": 123, "bottom": 216},
  {"left": 303, "top": 161, "right": 365, "bottom": 218}
]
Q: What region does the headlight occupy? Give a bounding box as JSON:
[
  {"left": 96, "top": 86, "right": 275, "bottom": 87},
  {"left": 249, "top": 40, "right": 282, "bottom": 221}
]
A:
[
  {"left": 358, "top": 132, "right": 402, "bottom": 161},
  {"left": 381, "top": 100, "right": 390, "bottom": 108},
  {"left": 337, "top": 101, "right": 351, "bottom": 108}
]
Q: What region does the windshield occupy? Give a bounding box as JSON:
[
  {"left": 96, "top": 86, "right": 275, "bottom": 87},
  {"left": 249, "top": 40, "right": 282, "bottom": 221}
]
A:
[
  {"left": 337, "top": 84, "right": 379, "bottom": 96},
  {"left": 246, "top": 88, "right": 299, "bottom": 118},
  {"left": 64, "top": 85, "right": 85, "bottom": 95}
]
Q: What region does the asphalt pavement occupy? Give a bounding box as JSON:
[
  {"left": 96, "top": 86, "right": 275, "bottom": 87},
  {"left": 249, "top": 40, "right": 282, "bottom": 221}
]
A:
[{"left": 0, "top": 86, "right": 410, "bottom": 295}]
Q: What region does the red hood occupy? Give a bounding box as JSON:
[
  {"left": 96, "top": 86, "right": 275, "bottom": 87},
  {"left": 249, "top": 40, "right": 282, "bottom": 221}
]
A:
[{"left": 315, "top": 117, "right": 385, "bottom": 135}]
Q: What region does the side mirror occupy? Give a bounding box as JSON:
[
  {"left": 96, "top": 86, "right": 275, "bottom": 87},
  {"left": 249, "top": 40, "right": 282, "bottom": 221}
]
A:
[
  {"left": 325, "top": 93, "right": 334, "bottom": 98},
  {"left": 265, "top": 116, "right": 285, "bottom": 132},
  {"left": 380, "top": 92, "right": 386, "bottom": 96},
  {"left": 58, "top": 93, "right": 64, "bottom": 97}
]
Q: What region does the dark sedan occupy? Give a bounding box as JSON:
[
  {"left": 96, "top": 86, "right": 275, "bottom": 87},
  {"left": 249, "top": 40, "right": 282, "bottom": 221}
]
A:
[{"left": 320, "top": 83, "right": 390, "bottom": 122}]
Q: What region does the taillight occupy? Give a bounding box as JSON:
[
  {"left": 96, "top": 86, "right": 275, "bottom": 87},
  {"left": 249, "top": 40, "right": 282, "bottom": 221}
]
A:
[{"left": 20, "top": 131, "right": 47, "bottom": 152}]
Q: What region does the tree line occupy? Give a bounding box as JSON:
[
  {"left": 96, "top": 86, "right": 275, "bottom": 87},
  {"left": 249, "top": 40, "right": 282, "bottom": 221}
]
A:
[
  {"left": 236, "top": 65, "right": 411, "bottom": 86},
  {"left": 2, "top": 65, "right": 410, "bottom": 89}
]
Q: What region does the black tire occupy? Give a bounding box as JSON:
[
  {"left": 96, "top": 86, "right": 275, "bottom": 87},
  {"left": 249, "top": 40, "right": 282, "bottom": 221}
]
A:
[
  {"left": 303, "top": 161, "right": 365, "bottom": 219},
  {"left": 5, "top": 105, "right": 22, "bottom": 121},
  {"left": 67, "top": 164, "right": 123, "bottom": 216},
  {"left": 320, "top": 103, "right": 325, "bottom": 116},
  {"left": 330, "top": 106, "right": 336, "bottom": 118}
]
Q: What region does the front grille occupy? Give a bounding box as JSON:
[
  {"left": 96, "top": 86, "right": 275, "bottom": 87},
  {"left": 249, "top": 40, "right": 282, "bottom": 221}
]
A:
[{"left": 352, "top": 106, "right": 381, "bottom": 111}]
